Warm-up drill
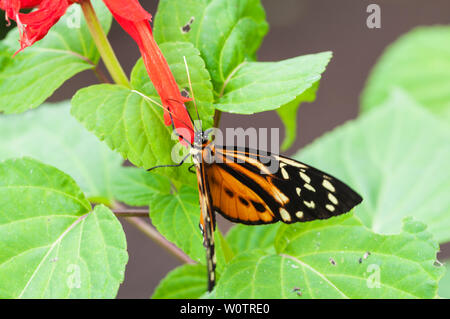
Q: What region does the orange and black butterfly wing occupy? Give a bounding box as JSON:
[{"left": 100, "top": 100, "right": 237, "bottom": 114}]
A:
[
  {"left": 205, "top": 163, "right": 278, "bottom": 224},
  {"left": 205, "top": 146, "right": 362, "bottom": 224},
  {"left": 197, "top": 144, "right": 362, "bottom": 292}
]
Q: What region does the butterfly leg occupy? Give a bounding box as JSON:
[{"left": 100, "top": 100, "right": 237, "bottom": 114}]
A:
[{"left": 146, "top": 153, "right": 191, "bottom": 172}]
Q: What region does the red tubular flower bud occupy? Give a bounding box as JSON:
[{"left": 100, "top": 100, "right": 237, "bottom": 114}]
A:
[{"left": 103, "top": 0, "right": 194, "bottom": 144}]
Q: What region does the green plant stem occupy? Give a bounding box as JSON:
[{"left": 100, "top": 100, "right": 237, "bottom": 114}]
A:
[
  {"left": 213, "top": 109, "right": 222, "bottom": 128},
  {"left": 93, "top": 65, "right": 110, "bottom": 84},
  {"left": 80, "top": 0, "right": 130, "bottom": 88},
  {"left": 125, "top": 216, "right": 195, "bottom": 265},
  {"left": 113, "top": 203, "right": 194, "bottom": 264},
  {"left": 113, "top": 208, "right": 148, "bottom": 217}
]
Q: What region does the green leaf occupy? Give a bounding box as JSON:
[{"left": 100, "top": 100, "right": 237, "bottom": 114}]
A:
[
  {"left": 295, "top": 90, "right": 450, "bottom": 243},
  {"left": 277, "top": 83, "right": 319, "bottom": 151},
  {"left": 154, "top": 0, "right": 268, "bottom": 94},
  {"left": 226, "top": 224, "right": 280, "bottom": 255},
  {"left": 215, "top": 250, "right": 307, "bottom": 299},
  {"left": 214, "top": 52, "right": 332, "bottom": 114},
  {"left": 215, "top": 214, "right": 444, "bottom": 298},
  {"left": 0, "top": 1, "right": 112, "bottom": 114},
  {"left": 361, "top": 26, "right": 450, "bottom": 122},
  {"left": 71, "top": 42, "right": 213, "bottom": 183},
  {"left": 0, "top": 102, "right": 123, "bottom": 205},
  {"left": 148, "top": 185, "right": 206, "bottom": 263},
  {"left": 72, "top": 84, "right": 182, "bottom": 176},
  {"left": 112, "top": 167, "right": 172, "bottom": 207},
  {"left": 438, "top": 261, "right": 450, "bottom": 298},
  {"left": 152, "top": 264, "right": 207, "bottom": 299},
  {"left": 0, "top": 158, "right": 128, "bottom": 298},
  {"left": 149, "top": 185, "right": 227, "bottom": 271}
]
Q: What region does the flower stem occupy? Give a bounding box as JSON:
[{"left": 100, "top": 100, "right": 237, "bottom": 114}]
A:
[
  {"left": 113, "top": 208, "right": 148, "bottom": 217},
  {"left": 213, "top": 109, "right": 222, "bottom": 128},
  {"left": 80, "top": 0, "right": 130, "bottom": 88},
  {"left": 125, "top": 216, "right": 195, "bottom": 265},
  {"left": 93, "top": 65, "right": 110, "bottom": 84},
  {"left": 112, "top": 203, "right": 194, "bottom": 264}
]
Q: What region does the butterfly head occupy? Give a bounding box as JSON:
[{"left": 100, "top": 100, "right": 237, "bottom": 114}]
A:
[
  {"left": 193, "top": 131, "right": 205, "bottom": 148},
  {"left": 193, "top": 129, "right": 215, "bottom": 147},
  {"left": 191, "top": 129, "right": 216, "bottom": 166}
]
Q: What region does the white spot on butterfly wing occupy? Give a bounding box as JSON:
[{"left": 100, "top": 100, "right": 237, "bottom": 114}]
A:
[
  {"left": 299, "top": 171, "right": 311, "bottom": 184},
  {"left": 281, "top": 167, "right": 289, "bottom": 179},
  {"left": 322, "top": 179, "right": 336, "bottom": 192},
  {"left": 304, "top": 183, "right": 315, "bottom": 192},
  {"left": 276, "top": 156, "right": 308, "bottom": 169},
  {"left": 303, "top": 200, "right": 315, "bottom": 209},
  {"left": 273, "top": 189, "right": 290, "bottom": 205},
  {"left": 328, "top": 193, "right": 338, "bottom": 205},
  {"left": 279, "top": 208, "right": 292, "bottom": 222}
]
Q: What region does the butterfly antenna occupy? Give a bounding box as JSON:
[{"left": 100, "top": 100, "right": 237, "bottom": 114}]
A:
[
  {"left": 131, "top": 90, "right": 193, "bottom": 145},
  {"left": 183, "top": 56, "right": 201, "bottom": 131}
]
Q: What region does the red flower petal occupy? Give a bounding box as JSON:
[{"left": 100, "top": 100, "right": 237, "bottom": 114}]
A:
[
  {"left": 1, "top": 0, "right": 21, "bottom": 21},
  {"left": 1, "top": 0, "right": 71, "bottom": 54},
  {"left": 20, "top": 0, "right": 43, "bottom": 8},
  {"left": 101, "top": 0, "right": 150, "bottom": 22},
  {"left": 104, "top": 0, "right": 195, "bottom": 145}
]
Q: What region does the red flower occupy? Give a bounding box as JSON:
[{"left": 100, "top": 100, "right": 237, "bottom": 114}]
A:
[
  {"left": 102, "top": 0, "right": 194, "bottom": 145},
  {"left": 1, "top": 0, "right": 73, "bottom": 54},
  {"left": 1, "top": 0, "right": 195, "bottom": 144}
]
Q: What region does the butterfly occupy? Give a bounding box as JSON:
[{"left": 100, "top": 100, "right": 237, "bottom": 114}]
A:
[
  {"left": 189, "top": 131, "right": 362, "bottom": 291},
  {"left": 142, "top": 59, "right": 363, "bottom": 293}
]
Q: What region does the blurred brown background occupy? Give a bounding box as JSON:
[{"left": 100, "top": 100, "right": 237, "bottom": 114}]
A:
[{"left": 2, "top": 0, "right": 450, "bottom": 298}]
